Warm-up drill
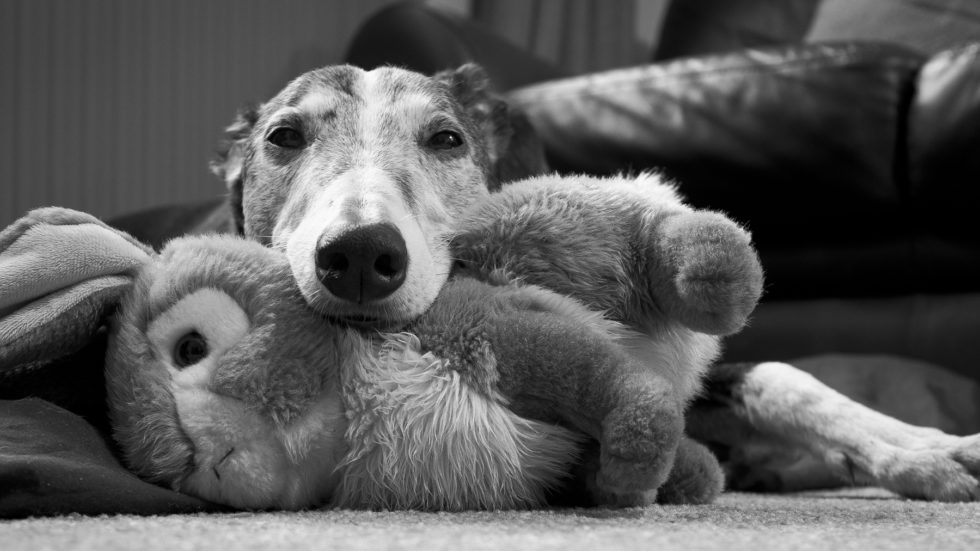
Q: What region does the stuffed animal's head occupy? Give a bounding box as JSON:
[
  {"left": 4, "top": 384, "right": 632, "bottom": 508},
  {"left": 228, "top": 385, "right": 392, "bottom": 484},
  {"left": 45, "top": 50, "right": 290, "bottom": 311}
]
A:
[{"left": 0, "top": 208, "right": 354, "bottom": 509}]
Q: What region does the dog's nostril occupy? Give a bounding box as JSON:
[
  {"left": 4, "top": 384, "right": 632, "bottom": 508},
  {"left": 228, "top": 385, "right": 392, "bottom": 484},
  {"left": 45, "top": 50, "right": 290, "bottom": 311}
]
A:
[
  {"left": 325, "top": 252, "right": 349, "bottom": 273},
  {"left": 374, "top": 253, "right": 401, "bottom": 278}
]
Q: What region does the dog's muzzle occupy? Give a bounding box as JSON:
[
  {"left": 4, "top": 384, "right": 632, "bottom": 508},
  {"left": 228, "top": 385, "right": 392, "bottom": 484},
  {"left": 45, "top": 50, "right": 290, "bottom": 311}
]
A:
[{"left": 315, "top": 223, "right": 408, "bottom": 304}]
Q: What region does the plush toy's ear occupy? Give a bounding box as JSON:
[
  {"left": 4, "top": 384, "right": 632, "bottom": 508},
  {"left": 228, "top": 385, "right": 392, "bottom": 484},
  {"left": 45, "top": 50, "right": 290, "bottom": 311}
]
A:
[
  {"left": 0, "top": 208, "right": 153, "bottom": 371},
  {"left": 435, "top": 64, "right": 549, "bottom": 187},
  {"left": 211, "top": 103, "right": 259, "bottom": 234}
]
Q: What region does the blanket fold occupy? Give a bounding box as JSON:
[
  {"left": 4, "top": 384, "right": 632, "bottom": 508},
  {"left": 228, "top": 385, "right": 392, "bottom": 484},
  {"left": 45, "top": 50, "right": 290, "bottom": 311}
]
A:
[{"left": 0, "top": 397, "right": 225, "bottom": 518}]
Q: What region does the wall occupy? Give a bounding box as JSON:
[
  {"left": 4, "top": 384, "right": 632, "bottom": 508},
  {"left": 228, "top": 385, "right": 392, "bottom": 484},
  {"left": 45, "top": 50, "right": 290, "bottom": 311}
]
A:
[
  {"left": 472, "top": 0, "right": 669, "bottom": 73},
  {"left": 0, "top": 0, "right": 393, "bottom": 225},
  {"left": 0, "top": 0, "right": 667, "bottom": 226}
]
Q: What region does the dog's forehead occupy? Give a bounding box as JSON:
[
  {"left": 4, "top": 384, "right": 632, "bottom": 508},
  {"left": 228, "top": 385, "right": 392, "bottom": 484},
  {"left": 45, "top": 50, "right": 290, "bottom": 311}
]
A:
[
  {"left": 367, "top": 67, "right": 455, "bottom": 108},
  {"left": 277, "top": 65, "right": 360, "bottom": 106},
  {"left": 269, "top": 65, "right": 454, "bottom": 115}
]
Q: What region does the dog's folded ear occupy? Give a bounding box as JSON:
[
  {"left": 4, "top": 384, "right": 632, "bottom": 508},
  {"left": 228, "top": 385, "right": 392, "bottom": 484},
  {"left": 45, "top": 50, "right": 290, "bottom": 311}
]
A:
[
  {"left": 211, "top": 104, "right": 259, "bottom": 234},
  {"left": 437, "top": 64, "right": 549, "bottom": 187}
]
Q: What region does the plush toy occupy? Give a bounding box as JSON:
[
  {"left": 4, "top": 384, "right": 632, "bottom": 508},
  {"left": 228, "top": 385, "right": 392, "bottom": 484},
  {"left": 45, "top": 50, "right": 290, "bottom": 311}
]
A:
[{"left": 0, "top": 173, "right": 762, "bottom": 511}]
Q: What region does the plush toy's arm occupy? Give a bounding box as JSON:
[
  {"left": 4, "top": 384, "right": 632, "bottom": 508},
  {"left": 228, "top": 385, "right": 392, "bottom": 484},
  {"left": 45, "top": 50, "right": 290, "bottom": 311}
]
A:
[
  {"left": 410, "top": 278, "right": 683, "bottom": 505},
  {"left": 451, "top": 174, "right": 764, "bottom": 336},
  {"left": 640, "top": 208, "right": 763, "bottom": 335}
]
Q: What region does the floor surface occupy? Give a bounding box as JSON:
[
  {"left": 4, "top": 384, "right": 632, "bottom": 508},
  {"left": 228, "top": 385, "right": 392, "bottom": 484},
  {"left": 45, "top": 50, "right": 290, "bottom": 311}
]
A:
[{"left": 5, "top": 488, "right": 980, "bottom": 551}]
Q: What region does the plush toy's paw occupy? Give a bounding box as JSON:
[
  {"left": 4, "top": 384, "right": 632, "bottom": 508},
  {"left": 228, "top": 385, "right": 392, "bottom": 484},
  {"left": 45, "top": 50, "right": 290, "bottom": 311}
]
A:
[
  {"left": 592, "top": 401, "right": 682, "bottom": 506},
  {"left": 658, "top": 211, "right": 764, "bottom": 336},
  {"left": 655, "top": 437, "right": 724, "bottom": 505}
]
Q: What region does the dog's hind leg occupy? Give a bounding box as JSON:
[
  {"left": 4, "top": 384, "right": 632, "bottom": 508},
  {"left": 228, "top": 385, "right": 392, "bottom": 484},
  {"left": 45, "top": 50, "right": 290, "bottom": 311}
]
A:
[{"left": 690, "top": 361, "right": 980, "bottom": 501}]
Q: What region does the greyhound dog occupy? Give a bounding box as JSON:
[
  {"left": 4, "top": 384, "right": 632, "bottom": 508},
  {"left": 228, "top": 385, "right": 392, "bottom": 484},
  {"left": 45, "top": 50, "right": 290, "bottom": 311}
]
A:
[{"left": 209, "top": 63, "right": 980, "bottom": 502}]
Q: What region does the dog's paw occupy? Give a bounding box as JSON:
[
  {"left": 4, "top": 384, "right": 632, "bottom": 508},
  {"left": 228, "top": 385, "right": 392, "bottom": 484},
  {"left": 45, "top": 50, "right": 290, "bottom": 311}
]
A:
[
  {"left": 877, "top": 434, "right": 980, "bottom": 502},
  {"left": 659, "top": 212, "right": 763, "bottom": 336},
  {"left": 592, "top": 402, "right": 681, "bottom": 506}
]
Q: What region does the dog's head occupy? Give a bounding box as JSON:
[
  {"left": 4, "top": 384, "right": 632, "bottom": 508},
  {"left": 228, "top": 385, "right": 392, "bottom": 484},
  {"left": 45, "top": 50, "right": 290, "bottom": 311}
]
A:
[{"left": 212, "top": 64, "right": 546, "bottom": 328}]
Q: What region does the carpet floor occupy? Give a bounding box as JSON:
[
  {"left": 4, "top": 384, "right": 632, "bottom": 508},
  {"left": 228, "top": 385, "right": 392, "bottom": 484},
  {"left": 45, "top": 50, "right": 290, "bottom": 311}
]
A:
[{"left": 4, "top": 488, "right": 979, "bottom": 551}]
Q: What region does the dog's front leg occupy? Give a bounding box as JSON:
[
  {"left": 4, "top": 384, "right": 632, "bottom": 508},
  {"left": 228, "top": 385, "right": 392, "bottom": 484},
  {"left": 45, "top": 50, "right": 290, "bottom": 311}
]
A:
[{"left": 692, "top": 361, "right": 980, "bottom": 501}]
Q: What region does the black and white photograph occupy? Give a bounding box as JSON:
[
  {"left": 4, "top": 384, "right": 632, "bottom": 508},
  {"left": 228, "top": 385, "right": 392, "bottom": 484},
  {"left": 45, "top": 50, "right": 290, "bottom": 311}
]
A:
[{"left": 2, "top": 1, "right": 980, "bottom": 549}]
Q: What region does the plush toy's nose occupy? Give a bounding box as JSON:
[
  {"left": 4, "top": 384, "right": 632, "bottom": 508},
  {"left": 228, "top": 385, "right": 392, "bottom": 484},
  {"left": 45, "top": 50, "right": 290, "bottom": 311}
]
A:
[{"left": 315, "top": 223, "right": 408, "bottom": 303}]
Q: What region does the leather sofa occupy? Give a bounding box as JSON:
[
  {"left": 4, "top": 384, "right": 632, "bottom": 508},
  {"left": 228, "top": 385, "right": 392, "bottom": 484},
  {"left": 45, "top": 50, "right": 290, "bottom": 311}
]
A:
[{"left": 345, "top": 1, "right": 980, "bottom": 381}]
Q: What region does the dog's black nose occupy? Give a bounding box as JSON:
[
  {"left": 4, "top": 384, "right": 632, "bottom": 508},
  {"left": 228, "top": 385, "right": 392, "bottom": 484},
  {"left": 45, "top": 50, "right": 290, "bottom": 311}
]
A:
[{"left": 315, "top": 223, "right": 408, "bottom": 303}]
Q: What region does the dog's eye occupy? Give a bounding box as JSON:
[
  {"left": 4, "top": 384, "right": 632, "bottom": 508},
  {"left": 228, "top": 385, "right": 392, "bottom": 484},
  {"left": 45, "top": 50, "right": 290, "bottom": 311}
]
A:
[
  {"left": 427, "top": 130, "right": 464, "bottom": 150},
  {"left": 267, "top": 127, "right": 306, "bottom": 149},
  {"left": 174, "top": 331, "right": 210, "bottom": 368}
]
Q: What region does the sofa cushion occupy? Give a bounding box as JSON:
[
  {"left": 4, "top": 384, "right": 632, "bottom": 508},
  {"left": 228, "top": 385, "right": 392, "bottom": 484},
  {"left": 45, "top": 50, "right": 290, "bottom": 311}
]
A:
[
  {"left": 508, "top": 44, "right": 931, "bottom": 298},
  {"left": 508, "top": 44, "right": 923, "bottom": 244},
  {"left": 725, "top": 293, "right": 980, "bottom": 382},
  {"left": 909, "top": 43, "right": 980, "bottom": 242}
]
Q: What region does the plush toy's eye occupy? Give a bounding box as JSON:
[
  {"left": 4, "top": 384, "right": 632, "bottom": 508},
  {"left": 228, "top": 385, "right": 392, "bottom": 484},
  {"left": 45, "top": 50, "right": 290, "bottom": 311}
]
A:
[
  {"left": 174, "top": 331, "right": 209, "bottom": 368},
  {"left": 148, "top": 288, "right": 250, "bottom": 373},
  {"left": 427, "top": 130, "right": 464, "bottom": 150},
  {"left": 267, "top": 127, "right": 306, "bottom": 149}
]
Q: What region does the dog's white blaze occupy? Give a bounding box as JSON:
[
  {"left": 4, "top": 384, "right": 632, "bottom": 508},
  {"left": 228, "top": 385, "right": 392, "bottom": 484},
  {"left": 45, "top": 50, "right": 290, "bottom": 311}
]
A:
[{"left": 359, "top": 69, "right": 385, "bottom": 160}]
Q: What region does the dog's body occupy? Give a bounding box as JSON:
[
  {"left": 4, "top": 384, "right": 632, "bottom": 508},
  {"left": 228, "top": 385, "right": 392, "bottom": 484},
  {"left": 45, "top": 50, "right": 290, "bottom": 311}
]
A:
[{"left": 204, "top": 63, "right": 980, "bottom": 503}]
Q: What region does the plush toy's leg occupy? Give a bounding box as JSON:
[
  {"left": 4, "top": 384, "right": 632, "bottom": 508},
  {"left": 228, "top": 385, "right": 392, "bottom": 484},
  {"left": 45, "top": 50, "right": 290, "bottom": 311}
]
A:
[
  {"left": 655, "top": 436, "right": 724, "bottom": 505},
  {"left": 412, "top": 279, "right": 687, "bottom": 506},
  {"left": 488, "top": 313, "right": 684, "bottom": 506}
]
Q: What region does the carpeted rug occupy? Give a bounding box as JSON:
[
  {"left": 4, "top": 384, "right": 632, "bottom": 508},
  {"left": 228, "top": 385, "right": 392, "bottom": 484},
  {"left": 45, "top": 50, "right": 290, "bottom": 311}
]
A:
[{"left": 4, "top": 488, "right": 979, "bottom": 551}]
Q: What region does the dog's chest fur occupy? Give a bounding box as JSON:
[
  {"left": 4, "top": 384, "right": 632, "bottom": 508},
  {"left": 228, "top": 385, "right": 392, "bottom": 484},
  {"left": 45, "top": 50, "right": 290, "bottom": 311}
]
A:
[{"left": 333, "top": 332, "right": 581, "bottom": 511}]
